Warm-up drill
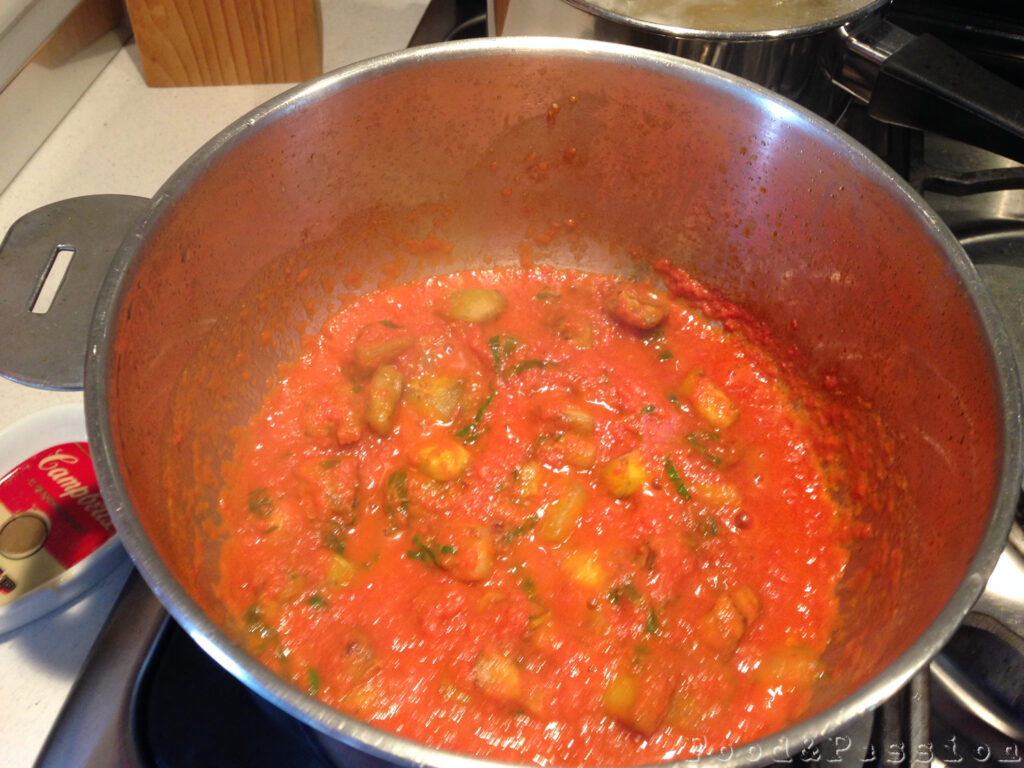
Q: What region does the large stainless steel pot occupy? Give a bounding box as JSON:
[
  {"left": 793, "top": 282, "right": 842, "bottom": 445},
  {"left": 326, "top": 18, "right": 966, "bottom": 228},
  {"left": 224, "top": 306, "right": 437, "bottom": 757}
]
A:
[
  {"left": 83, "top": 39, "right": 1022, "bottom": 766},
  {"left": 490, "top": 0, "right": 1024, "bottom": 164}
]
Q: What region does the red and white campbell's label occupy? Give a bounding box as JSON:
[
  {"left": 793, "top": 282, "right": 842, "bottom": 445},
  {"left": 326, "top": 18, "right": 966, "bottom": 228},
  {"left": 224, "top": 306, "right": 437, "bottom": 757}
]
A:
[{"left": 0, "top": 442, "right": 114, "bottom": 605}]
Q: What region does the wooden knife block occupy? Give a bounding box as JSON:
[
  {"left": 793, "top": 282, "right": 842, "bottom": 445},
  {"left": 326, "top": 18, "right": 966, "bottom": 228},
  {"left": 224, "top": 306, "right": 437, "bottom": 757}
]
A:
[{"left": 125, "top": 0, "right": 322, "bottom": 86}]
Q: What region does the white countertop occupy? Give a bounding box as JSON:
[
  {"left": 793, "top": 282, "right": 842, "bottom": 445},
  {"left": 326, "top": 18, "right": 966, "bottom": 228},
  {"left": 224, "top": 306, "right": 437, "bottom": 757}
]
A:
[{"left": 0, "top": 3, "right": 427, "bottom": 763}]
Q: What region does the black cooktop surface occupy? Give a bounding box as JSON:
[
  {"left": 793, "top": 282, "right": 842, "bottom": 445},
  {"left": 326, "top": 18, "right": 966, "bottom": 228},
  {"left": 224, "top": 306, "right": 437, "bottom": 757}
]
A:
[{"left": 136, "top": 623, "right": 332, "bottom": 767}]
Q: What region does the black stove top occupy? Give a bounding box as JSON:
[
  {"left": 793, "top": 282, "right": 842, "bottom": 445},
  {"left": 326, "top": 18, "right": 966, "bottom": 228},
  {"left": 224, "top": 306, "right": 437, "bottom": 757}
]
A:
[{"left": 136, "top": 620, "right": 333, "bottom": 767}]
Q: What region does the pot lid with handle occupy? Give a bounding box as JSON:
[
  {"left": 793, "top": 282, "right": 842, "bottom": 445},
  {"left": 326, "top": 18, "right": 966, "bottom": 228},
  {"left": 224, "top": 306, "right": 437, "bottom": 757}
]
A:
[{"left": 563, "top": 0, "right": 888, "bottom": 38}]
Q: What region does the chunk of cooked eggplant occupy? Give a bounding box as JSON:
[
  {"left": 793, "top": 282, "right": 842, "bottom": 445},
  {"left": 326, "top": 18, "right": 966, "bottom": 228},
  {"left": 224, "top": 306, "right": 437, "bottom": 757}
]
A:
[
  {"left": 605, "top": 285, "right": 668, "bottom": 330},
  {"left": 442, "top": 288, "right": 507, "bottom": 323},
  {"left": 601, "top": 450, "right": 647, "bottom": 498},
  {"left": 366, "top": 365, "right": 404, "bottom": 435}
]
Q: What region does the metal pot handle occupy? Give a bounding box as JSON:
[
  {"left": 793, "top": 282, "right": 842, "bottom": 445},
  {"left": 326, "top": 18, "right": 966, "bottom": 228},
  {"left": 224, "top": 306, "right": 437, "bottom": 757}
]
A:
[
  {"left": 0, "top": 195, "right": 150, "bottom": 390},
  {"left": 837, "top": 17, "right": 1024, "bottom": 164}
]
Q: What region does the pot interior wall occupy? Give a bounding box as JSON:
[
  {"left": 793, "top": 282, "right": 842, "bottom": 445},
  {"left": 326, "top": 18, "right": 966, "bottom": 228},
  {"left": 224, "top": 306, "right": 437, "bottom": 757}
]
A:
[{"left": 106, "top": 45, "right": 1004, "bottom": 734}]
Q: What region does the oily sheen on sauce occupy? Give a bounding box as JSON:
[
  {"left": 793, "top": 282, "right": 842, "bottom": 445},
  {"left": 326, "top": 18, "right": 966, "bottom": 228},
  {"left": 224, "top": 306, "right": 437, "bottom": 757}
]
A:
[{"left": 215, "top": 265, "right": 855, "bottom": 765}]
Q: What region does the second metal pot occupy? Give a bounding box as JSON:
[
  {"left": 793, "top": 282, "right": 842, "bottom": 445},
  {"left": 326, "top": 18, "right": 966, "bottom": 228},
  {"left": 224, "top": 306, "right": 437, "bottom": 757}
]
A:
[
  {"left": 491, "top": 0, "right": 883, "bottom": 115},
  {"left": 490, "top": 0, "right": 1024, "bottom": 163}
]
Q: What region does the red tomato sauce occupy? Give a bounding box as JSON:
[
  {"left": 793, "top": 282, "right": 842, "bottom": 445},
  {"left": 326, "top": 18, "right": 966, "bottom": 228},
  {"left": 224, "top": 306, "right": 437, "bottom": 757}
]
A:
[{"left": 215, "top": 266, "right": 853, "bottom": 765}]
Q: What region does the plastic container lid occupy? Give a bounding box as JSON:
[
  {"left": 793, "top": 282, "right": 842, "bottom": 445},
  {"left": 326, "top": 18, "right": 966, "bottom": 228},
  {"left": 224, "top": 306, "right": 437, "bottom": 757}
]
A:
[{"left": 0, "top": 403, "right": 125, "bottom": 634}]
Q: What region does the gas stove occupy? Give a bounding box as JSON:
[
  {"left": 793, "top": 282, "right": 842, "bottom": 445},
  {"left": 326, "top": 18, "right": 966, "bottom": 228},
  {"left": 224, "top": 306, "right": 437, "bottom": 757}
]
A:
[{"left": 30, "top": 1, "right": 1024, "bottom": 766}]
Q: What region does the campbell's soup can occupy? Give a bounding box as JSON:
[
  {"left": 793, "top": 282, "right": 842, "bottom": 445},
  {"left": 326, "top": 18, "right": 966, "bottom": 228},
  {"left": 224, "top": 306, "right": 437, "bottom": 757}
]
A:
[{"left": 0, "top": 404, "right": 125, "bottom": 632}]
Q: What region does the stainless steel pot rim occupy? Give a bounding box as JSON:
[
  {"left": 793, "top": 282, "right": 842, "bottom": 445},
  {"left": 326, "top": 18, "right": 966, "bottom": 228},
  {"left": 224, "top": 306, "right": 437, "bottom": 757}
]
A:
[
  {"left": 85, "top": 36, "right": 1024, "bottom": 768},
  {"left": 556, "top": 0, "right": 889, "bottom": 40}
]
